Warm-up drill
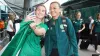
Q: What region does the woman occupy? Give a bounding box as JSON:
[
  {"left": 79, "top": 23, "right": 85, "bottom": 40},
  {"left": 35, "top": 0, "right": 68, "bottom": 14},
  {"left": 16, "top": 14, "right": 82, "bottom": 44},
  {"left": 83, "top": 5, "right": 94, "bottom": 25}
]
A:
[
  {"left": 1, "top": 4, "right": 48, "bottom": 56},
  {"left": 6, "top": 13, "right": 15, "bottom": 41},
  {"left": 73, "top": 11, "right": 85, "bottom": 44},
  {"left": 45, "top": 2, "right": 78, "bottom": 56},
  {"left": 90, "top": 13, "right": 100, "bottom": 53}
]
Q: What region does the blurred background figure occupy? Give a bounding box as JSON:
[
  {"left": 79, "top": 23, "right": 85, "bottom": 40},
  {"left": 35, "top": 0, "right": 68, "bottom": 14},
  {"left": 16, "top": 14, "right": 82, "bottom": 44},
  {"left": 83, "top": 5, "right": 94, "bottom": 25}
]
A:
[
  {"left": 73, "top": 11, "right": 85, "bottom": 44},
  {"left": 13, "top": 15, "right": 22, "bottom": 34},
  {"left": 90, "top": 13, "right": 100, "bottom": 54},
  {"left": 88, "top": 16, "right": 94, "bottom": 47},
  {"left": 89, "top": 16, "right": 94, "bottom": 30},
  {"left": 0, "top": 19, "right": 5, "bottom": 39},
  {"left": 6, "top": 13, "right": 15, "bottom": 41}
]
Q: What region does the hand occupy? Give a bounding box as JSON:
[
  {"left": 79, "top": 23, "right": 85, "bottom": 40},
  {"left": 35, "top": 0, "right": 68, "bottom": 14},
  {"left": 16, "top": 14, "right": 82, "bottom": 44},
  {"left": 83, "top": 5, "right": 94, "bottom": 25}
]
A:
[
  {"left": 78, "top": 30, "right": 82, "bottom": 33},
  {"left": 24, "top": 15, "right": 36, "bottom": 22},
  {"left": 30, "top": 23, "right": 36, "bottom": 30},
  {"left": 13, "top": 29, "right": 15, "bottom": 32}
]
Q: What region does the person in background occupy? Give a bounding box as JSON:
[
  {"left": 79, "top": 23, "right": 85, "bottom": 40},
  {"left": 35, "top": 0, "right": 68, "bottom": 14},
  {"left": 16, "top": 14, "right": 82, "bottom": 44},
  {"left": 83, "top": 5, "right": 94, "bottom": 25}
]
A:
[
  {"left": 90, "top": 13, "right": 100, "bottom": 53},
  {"left": 6, "top": 13, "right": 15, "bottom": 41},
  {"left": 45, "top": 1, "right": 78, "bottom": 56},
  {"left": 73, "top": 11, "right": 85, "bottom": 44},
  {"left": 0, "top": 19, "right": 5, "bottom": 30},
  {"left": 88, "top": 16, "right": 94, "bottom": 44},
  {"left": 13, "top": 15, "right": 23, "bottom": 34},
  {"left": 0, "top": 19, "right": 5, "bottom": 38}
]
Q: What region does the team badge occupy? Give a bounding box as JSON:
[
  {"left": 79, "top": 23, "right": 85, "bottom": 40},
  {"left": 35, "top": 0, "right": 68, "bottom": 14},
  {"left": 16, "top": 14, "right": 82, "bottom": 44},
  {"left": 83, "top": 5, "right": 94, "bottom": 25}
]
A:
[{"left": 60, "top": 24, "right": 64, "bottom": 29}]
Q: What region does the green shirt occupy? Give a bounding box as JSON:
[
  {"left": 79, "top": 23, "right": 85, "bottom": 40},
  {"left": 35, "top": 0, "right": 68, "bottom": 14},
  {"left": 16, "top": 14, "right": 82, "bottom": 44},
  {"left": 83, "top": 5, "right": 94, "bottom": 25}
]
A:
[
  {"left": 94, "top": 20, "right": 100, "bottom": 33},
  {"left": 73, "top": 19, "right": 84, "bottom": 33},
  {"left": 19, "top": 22, "right": 48, "bottom": 56}
]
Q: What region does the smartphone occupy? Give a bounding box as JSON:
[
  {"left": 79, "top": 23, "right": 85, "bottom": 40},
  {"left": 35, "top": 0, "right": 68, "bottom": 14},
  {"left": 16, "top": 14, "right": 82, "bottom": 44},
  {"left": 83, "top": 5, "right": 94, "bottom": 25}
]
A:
[
  {"left": 28, "top": 12, "right": 35, "bottom": 17},
  {"left": 24, "top": 12, "right": 36, "bottom": 22}
]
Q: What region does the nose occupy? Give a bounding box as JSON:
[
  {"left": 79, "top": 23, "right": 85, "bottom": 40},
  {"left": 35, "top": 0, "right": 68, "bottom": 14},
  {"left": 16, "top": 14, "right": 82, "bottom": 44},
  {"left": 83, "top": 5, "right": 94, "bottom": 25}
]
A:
[
  {"left": 38, "top": 10, "right": 42, "bottom": 14},
  {"left": 50, "top": 8, "right": 54, "bottom": 12}
]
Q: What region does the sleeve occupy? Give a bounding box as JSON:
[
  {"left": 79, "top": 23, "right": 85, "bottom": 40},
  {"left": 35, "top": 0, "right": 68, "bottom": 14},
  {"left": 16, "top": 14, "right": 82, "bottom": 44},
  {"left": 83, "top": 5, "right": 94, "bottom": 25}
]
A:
[
  {"left": 82, "top": 19, "right": 85, "bottom": 25},
  {"left": 66, "top": 18, "right": 79, "bottom": 56}
]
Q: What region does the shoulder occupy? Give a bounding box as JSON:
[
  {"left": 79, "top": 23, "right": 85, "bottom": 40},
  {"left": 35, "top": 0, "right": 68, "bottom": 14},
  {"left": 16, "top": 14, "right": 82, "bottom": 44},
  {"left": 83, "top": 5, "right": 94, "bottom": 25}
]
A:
[
  {"left": 80, "top": 19, "right": 83, "bottom": 20},
  {"left": 8, "top": 20, "right": 13, "bottom": 23},
  {"left": 61, "top": 16, "right": 71, "bottom": 21},
  {"left": 65, "top": 17, "right": 72, "bottom": 23},
  {"left": 93, "top": 20, "right": 97, "bottom": 24},
  {"left": 61, "top": 16, "right": 72, "bottom": 23},
  {"left": 94, "top": 20, "right": 98, "bottom": 22},
  {"left": 80, "top": 19, "right": 84, "bottom": 21}
]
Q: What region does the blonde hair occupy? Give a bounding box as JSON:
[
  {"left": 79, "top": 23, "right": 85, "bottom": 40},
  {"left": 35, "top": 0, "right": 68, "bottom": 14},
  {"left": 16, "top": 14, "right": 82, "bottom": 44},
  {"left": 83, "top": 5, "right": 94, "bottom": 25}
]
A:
[
  {"left": 8, "top": 13, "right": 16, "bottom": 22},
  {"left": 75, "top": 11, "right": 81, "bottom": 16}
]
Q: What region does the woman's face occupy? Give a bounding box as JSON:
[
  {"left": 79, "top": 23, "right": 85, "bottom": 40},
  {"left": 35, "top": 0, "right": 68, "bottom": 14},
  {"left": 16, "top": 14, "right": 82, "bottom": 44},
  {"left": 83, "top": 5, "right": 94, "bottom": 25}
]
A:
[
  {"left": 76, "top": 12, "right": 81, "bottom": 19},
  {"left": 50, "top": 3, "right": 61, "bottom": 19},
  {"left": 35, "top": 6, "right": 46, "bottom": 20}
]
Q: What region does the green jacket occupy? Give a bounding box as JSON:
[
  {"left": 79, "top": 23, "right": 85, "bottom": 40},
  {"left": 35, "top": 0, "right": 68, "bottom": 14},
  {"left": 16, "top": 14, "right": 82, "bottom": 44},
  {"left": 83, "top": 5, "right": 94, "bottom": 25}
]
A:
[{"left": 45, "top": 16, "right": 78, "bottom": 56}]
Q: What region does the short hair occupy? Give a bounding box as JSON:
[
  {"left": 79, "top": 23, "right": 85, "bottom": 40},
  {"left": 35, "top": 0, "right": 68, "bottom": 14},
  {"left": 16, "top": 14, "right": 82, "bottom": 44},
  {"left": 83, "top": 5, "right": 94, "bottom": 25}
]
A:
[
  {"left": 75, "top": 11, "right": 81, "bottom": 15},
  {"left": 50, "top": 1, "right": 61, "bottom": 8}
]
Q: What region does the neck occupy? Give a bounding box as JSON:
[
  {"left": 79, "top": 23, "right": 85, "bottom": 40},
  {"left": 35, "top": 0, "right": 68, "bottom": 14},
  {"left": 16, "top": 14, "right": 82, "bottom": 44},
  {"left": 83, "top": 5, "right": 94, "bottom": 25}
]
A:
[{"left": 35, "top": 18, "right": 42, "bottom": 24}]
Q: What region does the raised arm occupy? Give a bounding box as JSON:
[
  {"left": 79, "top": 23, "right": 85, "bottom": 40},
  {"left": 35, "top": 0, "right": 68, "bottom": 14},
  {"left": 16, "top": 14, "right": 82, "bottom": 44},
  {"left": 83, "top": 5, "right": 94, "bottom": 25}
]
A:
[{"left": 30, "top": 22, "right": 48, "bottom": 36}]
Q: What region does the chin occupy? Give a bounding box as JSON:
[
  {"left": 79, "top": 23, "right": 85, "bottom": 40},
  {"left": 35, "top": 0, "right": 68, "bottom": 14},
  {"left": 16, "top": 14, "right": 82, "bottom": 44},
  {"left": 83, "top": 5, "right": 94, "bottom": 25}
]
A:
[
  {"left": 52, "top": 15, "right": 57, "bottom": 17},
  {"left": 38, "top": 17, "right": 44, "bottom": 19},
  {"left": 51, "top": 13, "right": 56, "bottom": 16},
  {"left": 52, "top": 14, "right": 55, "bottom": 16}
]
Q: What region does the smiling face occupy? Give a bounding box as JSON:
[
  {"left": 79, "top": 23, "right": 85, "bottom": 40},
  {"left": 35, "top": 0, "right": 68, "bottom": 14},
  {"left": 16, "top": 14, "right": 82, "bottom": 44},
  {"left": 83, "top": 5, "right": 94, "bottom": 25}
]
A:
[
  {"left": 35, "top": 5, "right": 46, "bottom": 20},
  {"left": 50, "top": 2, "right": 61, "bottom": 19}
]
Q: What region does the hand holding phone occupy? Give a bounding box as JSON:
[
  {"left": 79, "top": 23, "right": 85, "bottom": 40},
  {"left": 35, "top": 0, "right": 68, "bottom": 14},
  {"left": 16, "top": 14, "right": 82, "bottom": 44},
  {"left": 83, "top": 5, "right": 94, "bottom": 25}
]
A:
[{"left": 24, "top": 12, "right": 36, "bottom": 22}]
